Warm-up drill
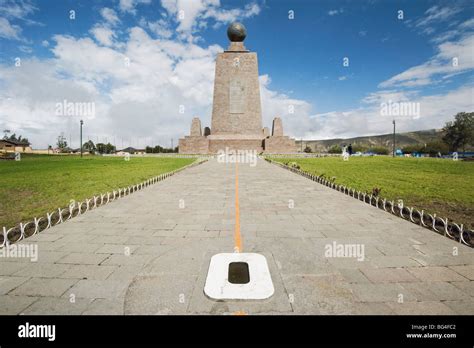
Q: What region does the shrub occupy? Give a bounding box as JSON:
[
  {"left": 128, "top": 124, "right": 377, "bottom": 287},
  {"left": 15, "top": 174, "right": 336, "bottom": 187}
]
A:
[
  {"left": 367, "top": 146, "right": 389, "bottom": 155},
  {"left": 328, "top": 145, "right": 342, "bottom": 154},
  {"left": 424, "top": 141, "right": 450, "bottom": 156},
  {"left": 352, "top": 144, "right": 367, "bottom": 153},
  {"left": 402, "top": 144, "right": 424, "bottom": 154},
  {"left": 288, "top": 162, "right": 300, "bottom": 169}
]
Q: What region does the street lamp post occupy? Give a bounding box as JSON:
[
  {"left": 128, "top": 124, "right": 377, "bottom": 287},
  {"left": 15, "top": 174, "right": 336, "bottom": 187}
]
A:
[
  {"left": 80, "top": 120, "right": 83, "bottom": 158},
  {"left": 392, "top": 119, "right": 396, "bottom": 158}
]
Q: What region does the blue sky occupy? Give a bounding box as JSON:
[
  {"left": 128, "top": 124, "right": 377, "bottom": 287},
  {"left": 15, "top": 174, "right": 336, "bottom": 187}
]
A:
[{"left": 0, "top": 0, "right": 473, "bottom": 148}]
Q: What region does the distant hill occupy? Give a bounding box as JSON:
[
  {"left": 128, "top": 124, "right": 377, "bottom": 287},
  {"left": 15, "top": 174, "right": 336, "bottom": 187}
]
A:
[{"left": 297, "top": 129, "right": 446, "bottom": 153}]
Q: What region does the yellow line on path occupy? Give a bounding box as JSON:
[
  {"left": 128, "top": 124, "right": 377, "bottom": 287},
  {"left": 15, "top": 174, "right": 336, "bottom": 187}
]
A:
[
  {"left": 233, "top": 162, "right": 246, "bottom": 316},
  {"left": 234, "top": 161, "right": 242, "bottom": 253}
]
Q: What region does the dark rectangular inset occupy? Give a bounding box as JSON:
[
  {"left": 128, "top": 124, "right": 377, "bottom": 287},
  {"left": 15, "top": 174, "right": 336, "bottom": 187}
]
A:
[{"left": 228, "top": 262, "right": 250, "bottom": 284}]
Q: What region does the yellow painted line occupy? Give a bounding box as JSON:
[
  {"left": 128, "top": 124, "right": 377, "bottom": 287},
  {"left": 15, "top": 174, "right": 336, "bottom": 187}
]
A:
[
  {"left": 233, "top": 163, "right": 246, "bottom": 315},
  {"left": 234, "top": 161, "right": 242, "bottom": 253},
  {"left": 233, "top": 310, "right": 247, "bottom": 316}
]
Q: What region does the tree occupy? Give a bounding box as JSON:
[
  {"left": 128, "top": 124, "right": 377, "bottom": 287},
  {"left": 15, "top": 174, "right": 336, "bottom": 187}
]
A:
[
  {"left": 96, "top": 143, "right": 106, "bottom": 154},
  {"left": 153, "top": 145, "right": 164, "bottom": 153},
  {"left": 105, "top": 143, "right": 116, "bottom": 154},
  {"left": 83, "top": 140, "right": 96, "bottom": 154},
  {"left": 304, "top": 145, "right": 312, "bottom": 153},
  {"left": 2, "top": 132, "right": 29, "bottom": 143},
  {"left": 442, "top": 112, "right": 474, "bottom": 152},
  {"left": 57, "top": 135, "right": 68, "bottom": 149},
  {"left": 96, "top": 142, "right": 115, "bottom": 154},
  {"left": 146, "top": 144, "right": 177, "bottom": 153}
]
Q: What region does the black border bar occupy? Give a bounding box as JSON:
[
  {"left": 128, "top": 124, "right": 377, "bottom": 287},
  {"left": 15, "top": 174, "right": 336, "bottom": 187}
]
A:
[{"left": 0, "top": 315, "right": 472, "bottom": 346}]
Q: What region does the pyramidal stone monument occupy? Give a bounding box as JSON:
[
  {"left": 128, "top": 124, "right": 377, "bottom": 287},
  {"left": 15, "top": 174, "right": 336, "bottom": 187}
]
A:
[{"left": 179, "top": 22, "right": 296, "bottom": 154}]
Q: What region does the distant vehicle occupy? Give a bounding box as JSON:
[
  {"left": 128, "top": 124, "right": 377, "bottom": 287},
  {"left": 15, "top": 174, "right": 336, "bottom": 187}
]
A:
[
  {"left": 363, "top": 152, "right": 375, "bottom": 156},
  {"left": 352, "top": 152, "right": 363, "bottom": 157}
]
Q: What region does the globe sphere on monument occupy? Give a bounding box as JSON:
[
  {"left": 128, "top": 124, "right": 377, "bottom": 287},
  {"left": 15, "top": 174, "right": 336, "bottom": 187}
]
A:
[{"left": 227, "top": 22, "right": 247, "bottom": 42}]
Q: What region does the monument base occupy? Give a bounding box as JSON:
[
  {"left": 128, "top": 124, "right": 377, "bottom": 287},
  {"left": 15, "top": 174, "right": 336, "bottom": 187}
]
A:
[
  {"left": 178, "top": 131, "right": 297, "bottom": 154},
  {"left": 208, "top": 138, "right": 264, "bottom": 153},
  {"left": 178, "top": 136, "right": 209, "bottom": 154},
  {"left": 263, "top": 136, "right": 297, "bottom": 154}
]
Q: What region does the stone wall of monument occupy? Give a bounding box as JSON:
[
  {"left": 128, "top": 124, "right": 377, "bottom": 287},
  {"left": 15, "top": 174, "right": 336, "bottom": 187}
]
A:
[
  {"left": 264, "top": 136, "right": 297, "bottom": 154},
  {"left": 179, "top": 136, "right": 209, "bottom": 154},
  {"left": 211, "top": 51, "right": 262, "bottom": 136},
  {"left": 208, "top": 139, "right": 264, "bottom": 153}
]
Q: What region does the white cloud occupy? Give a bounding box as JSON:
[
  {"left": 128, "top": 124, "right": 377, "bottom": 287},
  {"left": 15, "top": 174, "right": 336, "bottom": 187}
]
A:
[
  {"left": 422, "top": 27, "right": 435, "bottom": 35},
  {"left": 259, "top": 74, "right": 312, "bottom": 135},
  {"left": 380, "top": 33, "right": 474, "bottom": 88},
  {"left": 119, "top": 0, "right": 152, "bottom": 14},
  {"left": 204, "top": 2, "right": 260, "bottom": 24},
  {"left": 161, "top": 0, "right": 261, "bottom": 39},
  {"left": 18, "top": 45, "right": 32, "bottom": 53},
  {"left": 90, "top": 26, "right": 116, "bottom": 46},
  {"left": 362, "top": 90, "right": 418, "bottom": 105},
  {"left": 328, "top": 9, "right": 343, "bottom": 16},
  {"left": 147, "top": 18, "right": 173, "bottom": 38},
  {"left": 0, "top": 0, "right": 39, "bottom": 41},
  {"left": 0, "top": 17, "right": 21, "bottom": 40},
  {"left": 460, "top": 18, "right": 474, "bottom": 29},
  {"left": 415, "top": 6, "right": 461, "bottom": 28},
  {"left": 288, "top": 84, "right": 473, "bottom": 140},
  {"left": 100, "top": 8, "right": 120, "bottom": 26},
  {"left": 430, "top": 30, "right": 458, "bottom": 44},
  {"left": 0, "top": 0, "right": 37, "bottom": 20}
]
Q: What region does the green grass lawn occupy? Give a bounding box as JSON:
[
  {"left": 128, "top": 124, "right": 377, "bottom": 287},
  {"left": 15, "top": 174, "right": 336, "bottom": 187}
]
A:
[
  {"left": 0, "top": 154, "right": 195, "bottom": 228},
  {"left": 272, "top": 156, "right": 474, "bottom": 229}
]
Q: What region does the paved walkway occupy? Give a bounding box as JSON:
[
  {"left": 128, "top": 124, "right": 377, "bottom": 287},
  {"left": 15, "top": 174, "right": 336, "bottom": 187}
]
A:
[{"left": 1, "top": 158, "right": 473, "bottom": 314}]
